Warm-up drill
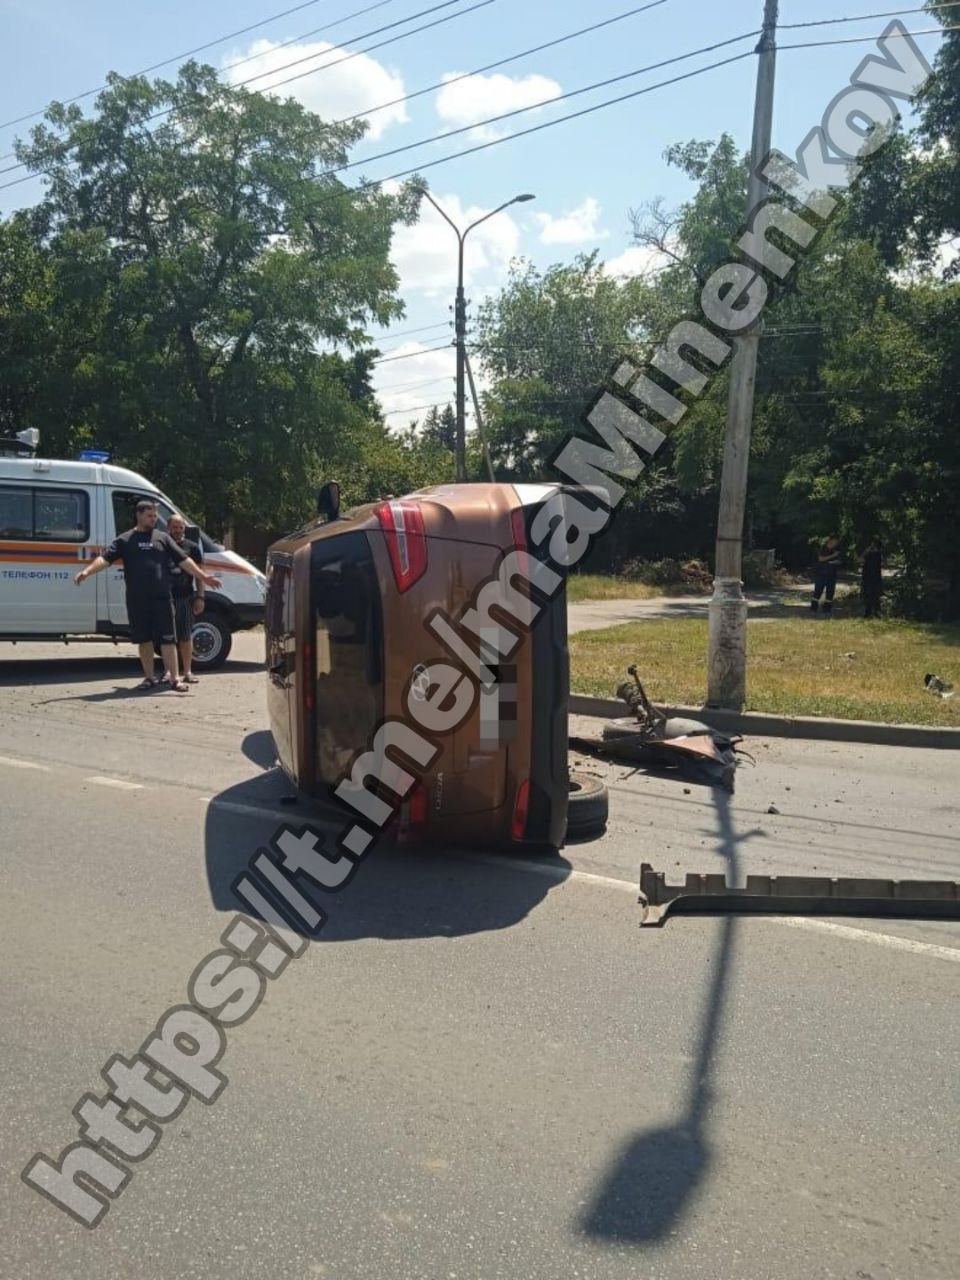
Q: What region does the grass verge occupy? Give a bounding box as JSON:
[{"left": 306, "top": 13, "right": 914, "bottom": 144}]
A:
[
  {"left": 569, "top": 615, "right": 960, "bottom": 727},
  {"left": 565, "top": 573, "right": 703, "bottom": 602}
]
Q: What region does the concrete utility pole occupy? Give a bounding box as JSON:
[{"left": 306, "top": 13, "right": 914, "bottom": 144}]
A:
[
  {"left": 418, "top": 189, "right": 535, "bottom": 482},
  {"left": 464, "top": 350, "right": 496, "bottom": 481},
  {"left": 706, "top": 0, "right": 779, "bottom": 709}
]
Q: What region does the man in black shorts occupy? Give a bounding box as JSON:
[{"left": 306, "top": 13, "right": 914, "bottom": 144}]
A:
[
  {"left": 167, "top": 513, "right": 204, "bottom": 683},
  {"left": 74, "top": 501, "right": 221, "bottom": 692}
]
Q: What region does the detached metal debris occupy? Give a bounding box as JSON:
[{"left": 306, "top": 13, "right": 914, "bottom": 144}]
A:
[
  {"left": 599, "top": 666, "right": 740, "bottom": 790},
  {"left": 639, "top": 863, "right": 960, "bottom": 927}
]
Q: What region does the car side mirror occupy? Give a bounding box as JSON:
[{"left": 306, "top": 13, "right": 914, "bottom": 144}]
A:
[
  {"left": 184, "top": 524, "right": 201, "bottom": 543},
  {"left": 317, "top": 480, "right": 341, "bottom": 523}
]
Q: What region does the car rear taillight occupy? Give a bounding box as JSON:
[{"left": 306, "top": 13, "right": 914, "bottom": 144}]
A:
[
  {"left": 375, "top": 499, "right": 427, "bottom": 593},
  {"left": 398, "top": 783, "right": 428, "bottom": 844},
  {"left": 511, "top": 778, "right": 531, "bottom": 842},
  {"left": 510, "top": 506, "right": 528, "bottom": 552}
]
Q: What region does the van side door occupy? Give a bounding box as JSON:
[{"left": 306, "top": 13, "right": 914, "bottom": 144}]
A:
[{"left": 0, "top": 480, "right": 97, "bottom": 634}]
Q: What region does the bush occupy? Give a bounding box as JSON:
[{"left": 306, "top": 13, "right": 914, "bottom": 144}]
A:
[
  {"left": 741, "top": 552, "right": 782, "bottom": 590},
  {"left": 621, "top": 557, "right": 713, "bottom": 591}
]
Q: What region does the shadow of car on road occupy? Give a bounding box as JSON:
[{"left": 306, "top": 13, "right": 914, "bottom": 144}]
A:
[{"left": 205, "top": 733, "right": 572, "bottom": 945}]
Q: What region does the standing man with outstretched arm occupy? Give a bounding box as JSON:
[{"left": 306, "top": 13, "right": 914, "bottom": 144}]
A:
[{"left": 74, "top": 501, "right": 221, "bottom": 692}]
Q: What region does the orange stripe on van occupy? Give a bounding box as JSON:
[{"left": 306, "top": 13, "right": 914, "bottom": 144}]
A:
[{"left": 0, "top": 541, "right": 84, "bottom": 553}]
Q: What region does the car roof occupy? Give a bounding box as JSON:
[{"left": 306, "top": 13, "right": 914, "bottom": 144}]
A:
[{"left": 0, "top": 456, "right": 160, "bottom": 491}]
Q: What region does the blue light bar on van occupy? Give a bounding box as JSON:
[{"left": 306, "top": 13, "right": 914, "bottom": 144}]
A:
[{"left": 78, "top": 449, "right": 112, "bottom": 462}]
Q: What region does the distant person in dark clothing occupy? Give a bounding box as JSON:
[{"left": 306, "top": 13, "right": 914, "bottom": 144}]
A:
[
  {"left": 811, "top": 534, "right": 842, "bottom": 616},
  {"left": 861, "top": 536, "right": 883, "bottom": 618},
  {"left": 167, "top": 513, "right": 205, "bottom": 683},
  {"left": 74, "top": 501, "right": 220, "bottom": 691}
]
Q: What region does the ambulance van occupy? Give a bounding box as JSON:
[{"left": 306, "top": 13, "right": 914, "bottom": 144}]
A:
[{"left": 0, "top": 441, "right": 265, "bottom": 667}]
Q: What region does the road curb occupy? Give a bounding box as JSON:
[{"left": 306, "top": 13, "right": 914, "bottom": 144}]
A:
[{"left": 568, "top": 694, "right": 960, "bottom": 749}]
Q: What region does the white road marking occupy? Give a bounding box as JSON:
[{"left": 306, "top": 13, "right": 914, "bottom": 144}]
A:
[
  {"left": 0, "top": 756, "right": 49, "bottom": 771},
  {"left": 776, "top": 915, "right": 960, "bottom": 963},
  {"left": 87, "top": 776, "right": 144, "bottom": 791}
]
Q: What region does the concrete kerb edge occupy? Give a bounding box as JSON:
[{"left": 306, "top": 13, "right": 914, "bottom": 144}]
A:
[{"left": 568, "top": 694, "right": 960, "bottom": 750}]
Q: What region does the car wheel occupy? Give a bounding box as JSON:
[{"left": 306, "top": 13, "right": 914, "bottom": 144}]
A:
[
  {"left": 566, "top": 771, "right": 608, "bottom": 841},
  {"left": 191, "top": 613, "right": 233, "bottom": 669}
]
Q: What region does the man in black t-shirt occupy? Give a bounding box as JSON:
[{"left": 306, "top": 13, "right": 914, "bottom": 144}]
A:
[
  {"left": 167, "top": 513, "right": 205, "bottom": 683},
  {"left": 74, "top": 501, "right": 221, "bottom": 692}
]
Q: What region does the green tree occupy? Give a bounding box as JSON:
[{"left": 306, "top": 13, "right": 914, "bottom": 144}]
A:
[{"left": 11, "top": 63, "right": 421, "bottom": 534}]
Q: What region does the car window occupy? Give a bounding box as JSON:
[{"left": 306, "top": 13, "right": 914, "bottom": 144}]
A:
[
  {"left": 0, "top": 485, "right": 89, "bottom": 541},
  {"left": 111, "top": 491, "right": 176, "bottom": 535},
  {"left": 312, "top": 535, "right": 384, "bottom": 787},
  {"left": 35, "top": 489, "right": 89, "bottom": 540},
  {"left": 111, "top": 490, "right": 221, "bottom": 552},
  {"left": 0, "top": 486, "right": 33, "bottom": 538}
]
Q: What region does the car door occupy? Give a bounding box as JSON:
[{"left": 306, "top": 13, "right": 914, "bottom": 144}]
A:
[{"left": 0, "top": 481, "right": 97, "bottom": 633}]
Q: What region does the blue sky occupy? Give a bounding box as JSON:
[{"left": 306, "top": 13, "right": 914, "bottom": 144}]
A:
[{"left": 0, "top": 0, "right": 949, "bottom": 418}]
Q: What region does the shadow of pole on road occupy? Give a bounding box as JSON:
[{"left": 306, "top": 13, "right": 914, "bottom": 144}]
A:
[{"left": 577, "top": 790, "right": 759, "bottom": 1245}]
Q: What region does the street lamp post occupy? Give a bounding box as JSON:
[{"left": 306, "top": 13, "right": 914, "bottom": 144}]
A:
[{"left": 419, "top": 189, "right": 535, "bottom": 481}]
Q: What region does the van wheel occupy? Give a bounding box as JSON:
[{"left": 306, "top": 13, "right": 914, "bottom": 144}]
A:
[
  {"left": 191, "top": 613, "right": 233, "bottom": 669},
  {"left": 566, "top": 771, "right": 608, "bottom": 841}
]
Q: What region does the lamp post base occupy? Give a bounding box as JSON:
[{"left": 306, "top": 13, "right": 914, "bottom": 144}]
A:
[{"left": 707, "top": 577, "right": 748, "bottom": 710}]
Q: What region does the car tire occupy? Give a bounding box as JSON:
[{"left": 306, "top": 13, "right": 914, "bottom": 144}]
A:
[
  {"left": 190, "top": 612, "right": 233, "bottom": 669},
  {"left": 566, "top": 771, "right": 608, "bottom": 841}
]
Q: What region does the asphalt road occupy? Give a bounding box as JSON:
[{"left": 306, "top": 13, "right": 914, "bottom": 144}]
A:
[{"left": 1, "top": 636, "right": 959, "bottom": 1280}]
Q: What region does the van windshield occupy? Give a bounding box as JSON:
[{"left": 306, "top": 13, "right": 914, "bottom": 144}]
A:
[{"left": 311, "top": 533, "right": 383, "bottom": 787}]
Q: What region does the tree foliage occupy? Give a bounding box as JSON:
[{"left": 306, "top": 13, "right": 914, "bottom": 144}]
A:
[{"left": 2, "top": 64, "right": 436, "bottom": 534}]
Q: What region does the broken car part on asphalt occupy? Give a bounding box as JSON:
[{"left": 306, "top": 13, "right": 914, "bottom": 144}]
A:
[
  {"left": 598, "top": 666, "right": 740, "bottom": 791},
  {"left": 638, "top": 863, "right": 960, "bottom": 927}
]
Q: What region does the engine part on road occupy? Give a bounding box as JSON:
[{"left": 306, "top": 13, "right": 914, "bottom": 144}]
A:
[
  {"left": 604, "top": 664, "right": 740, "bottom": 790},
  {"left": 615, "top": 664, "right": 666, "bottom": 739},
  {"left": 638, "top": 862, "right": 960, "bottom": 927}
]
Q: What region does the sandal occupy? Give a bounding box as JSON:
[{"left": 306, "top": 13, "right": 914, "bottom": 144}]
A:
[
  {"left": 184, "top": 673, "right": 199, "bottom": 684},
  {"left": 135, "top": 677, "right": 159, "bottom": 691},
  {"left": 170, "top": 679, "right": 190, "bottom": 693}
]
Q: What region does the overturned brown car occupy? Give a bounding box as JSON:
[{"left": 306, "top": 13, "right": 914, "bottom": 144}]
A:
[{"left": 265, "top": 482, "right": 580, "bottom": 850}]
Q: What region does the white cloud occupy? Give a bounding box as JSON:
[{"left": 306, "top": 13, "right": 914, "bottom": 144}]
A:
[
  {"left": 372, "top": 341, "right": 457, "bottom": 425},
  {"left": 222, "top": 39, "right": 407, "bottom": 139},
  {"left": 435, "top": 71, "right": 562, "bottom": 141},
  {"left": 602, "top": 244, "right": 674, "bottom": 280},
  {"left": 390, "top": 192, "right": 522, "bottom": 297},
  {"left": 534, "top": 197, "right": 608, "bottom": 246}
]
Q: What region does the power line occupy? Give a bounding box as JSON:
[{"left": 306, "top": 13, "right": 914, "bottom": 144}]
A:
[
  {"left": 382, "top": 399, "right": 454, "bottom": 415},
  {"left": 346, "top": 47, "right": 760, "bottom": 192},
  {"left": 2, "top": 31, "right": 745, "bottom": 196},
  {"left": 330, "top": 29, "right": 762, "bottom": 179},
  {"left": 0, "top": 0, "right": 339, "bottom": 132},
  {"left": 334, "top": 0, "right": 672, "bottom": 127},
  {"left": 780, "top": 2, "right": 960, "bottom": 29},
  {"left": 371, "top": 341, "right": 454, "bottom": 365},
  {"left": 1, "top": 0, "right": 672, "bottom": 172},
  {"left": 215, "top": 0, "right": 484, "bottom": 96},
  {"left": 0, "top": 0, "right": 400, "bottom": 163},
  {"left": 371, "top": 373, "right": 453, "bottom": 392},
  {"left": 780, "top": 23, "right": 960, "bottom": 50},
  {"left": 0, "top": 0, "right": 492, "bottom": 182},
  {"left": 369, "top": 321, "right": 450, "bottom": 342}
]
